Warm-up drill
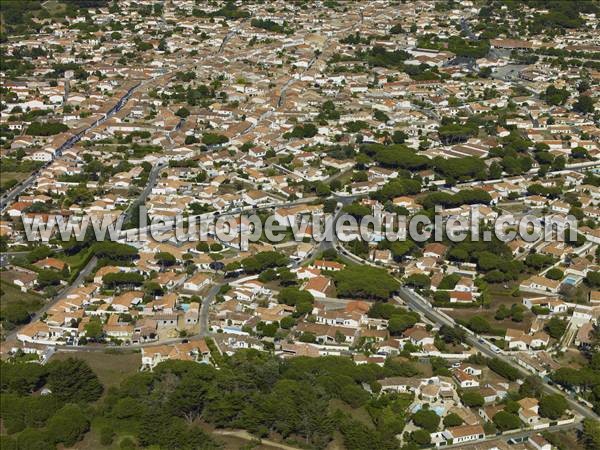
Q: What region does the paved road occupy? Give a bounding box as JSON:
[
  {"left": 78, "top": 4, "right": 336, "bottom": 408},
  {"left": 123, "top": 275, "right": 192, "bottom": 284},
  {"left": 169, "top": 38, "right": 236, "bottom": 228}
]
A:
[
  {"left": 0, "top": 25, "right": 235, "bottom": 214},
  {"left": 0, "top": 82, "right": 142, "bottom": 212},
  {"left": 198, "top": 283, "right": 222, "bottom": 337},
  {"left": 122, "top": 160, "right": 167, "bottom": 226},
  {"left": 460, "top": 17, "right": 477, "bottom": 41},
  {"left": 3, "top": 256, "right": 98, "bottom": 342},
  {"left": 395, "top": 286, "right": 600, "bottom": 420}
]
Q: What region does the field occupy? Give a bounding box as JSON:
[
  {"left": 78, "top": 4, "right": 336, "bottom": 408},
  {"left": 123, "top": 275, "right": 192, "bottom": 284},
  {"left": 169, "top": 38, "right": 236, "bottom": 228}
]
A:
[
  {"left": 1, "top": 172, "right": 29, "bottom": 183},
  {"left": 0, "top": 279, "right": 44, "bottom": 333},
  {"left": 50, "top": 349, "right": 141, "bottom": 389}
]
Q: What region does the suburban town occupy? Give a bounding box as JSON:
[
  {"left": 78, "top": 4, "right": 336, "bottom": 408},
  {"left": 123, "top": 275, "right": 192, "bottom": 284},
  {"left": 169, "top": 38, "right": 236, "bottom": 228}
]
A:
[{"left": 1, "top": 1, "right": 600, "bottom": 450}]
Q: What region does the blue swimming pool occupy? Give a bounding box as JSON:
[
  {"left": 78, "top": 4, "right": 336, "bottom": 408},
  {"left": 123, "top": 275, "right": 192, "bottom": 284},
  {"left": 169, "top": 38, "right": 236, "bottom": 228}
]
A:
[
  {"left": 410, "top": 404, "right": 446, "bottom": 416},
  {"left": 563, "top": 275, "right": 579, "bottom": 285}
]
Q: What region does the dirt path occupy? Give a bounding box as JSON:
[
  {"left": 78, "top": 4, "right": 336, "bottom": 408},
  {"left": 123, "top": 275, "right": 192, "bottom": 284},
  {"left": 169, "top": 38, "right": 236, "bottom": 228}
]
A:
[{"left": 212, "top": 430, "right": 301, "bottom": 450}]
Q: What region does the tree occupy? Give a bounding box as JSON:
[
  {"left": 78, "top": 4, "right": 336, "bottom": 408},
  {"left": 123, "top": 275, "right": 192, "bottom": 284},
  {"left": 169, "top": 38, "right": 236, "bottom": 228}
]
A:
[
  {"left": 581, "top": 419, "right": 600, "bottom": 450},
  {"left": 546, "top": 268, "right": 564, "bottom": 280},
  {"left": 242, "top": 251, "right": 288, "bottom": 273},
  {"left": 404, "top": 274, "right": 431, "bottom": 289},
  {"left": 487, "top": 358, "right": 520, "bottom": 381},
  {"left": 411, "top": 429, "right": 431, "bottom": 446},
  {"left": 545, "top": 317, "right": 567, "bottom": 339},
  {"left": 92, "top": 242, "right": 138, "bottom": 261},
  {"left": 299, "top": 332, "right": 317, "bottom": 343},
  {"left": 460, "top": 391, "right": 484, "bottom": 407},
  {"left": 26, "top": 121, "right": 69, "bottom": 136},
  {"left": 278, "top": 287, "right": 314, "bottom": 306},
  {"left": 519, "top": 375, "right": 543, "bottom": 398},
  {"left": 574, "top": 95, "right": 595, "bottom": 114},
  {"left": 2, "top": 303, "right": 30, "bottom": 325},
  {"left": 493, "top": 411, "right": 521, "bottom": 431},
  {"left": 413, "top": 408, "right": 440, "bottom": 432},
  {"left": 392, "top": 130, "right": 408, "bottom": 144},
  {"left": 438, "top": 325, "right": 466, "bottom": 344},
  {"left": 46, "top": 404, "right": 90, "bottom": 447},
  {"left": 202, "top": 133, "right": 229, "bottom": 145},
  {"left": 37, "top": 270, "right": 63, "bottom": 288},
  {"left": 443, "top": 413, "right": 464, "bottom": 427},
  {"left": 541, "top": 85, "right": 569, "bottom": 106},
  {"left": 46, "top": 358, "right": 103, "bottom": 403},
  {"left": 175, "top": 107, "right": 190, "bottom": 118},
  {"left": 539, "top": 394, "right": 568, "bottom": 420},
  {"left": 156, "top": 251, "right": 176, "bottom": 268},
  {"left": 16, "top": 428, "right": 53, "bottom": 450},
  {"left": 467, "top": 316, "right": 491, "bottom": 334},
  {"left": 525, "top": 253, "right": 555, "bottom": 270},
  {"left": 258, "top": 268, "right": 277, "bottom": 283},
  {"left": 280, "top": 316, "right": 296, "bottom": 329},
  {"left": 388, "top": 314, "right": 418, "bottom": 335},
  {"left": 585, "top": 271, "right": 600, "bottom": 287},
  {"left": 0, "top": 361, "right": 48, "bottom": 395},
  {"left": 333, "top": 266, "right": 400, "bottom": 300},
  {"left": 103, "top": 272, "right": 144, "bottom": 288}
]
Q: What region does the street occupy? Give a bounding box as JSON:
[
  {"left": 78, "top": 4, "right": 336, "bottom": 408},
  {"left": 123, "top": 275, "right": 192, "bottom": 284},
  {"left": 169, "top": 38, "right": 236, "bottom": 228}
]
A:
[{"left": 395, "top": 286, "right": 599, "bottom": 420}]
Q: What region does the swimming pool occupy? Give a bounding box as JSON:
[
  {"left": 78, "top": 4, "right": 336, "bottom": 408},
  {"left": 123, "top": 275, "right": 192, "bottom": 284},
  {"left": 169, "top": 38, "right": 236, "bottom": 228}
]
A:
[
  {"left": 410, "top": 404, "right": 446, "bottom": 416},
  {"left": 563, "top": 275, "right": 580, "bottom": 286}
]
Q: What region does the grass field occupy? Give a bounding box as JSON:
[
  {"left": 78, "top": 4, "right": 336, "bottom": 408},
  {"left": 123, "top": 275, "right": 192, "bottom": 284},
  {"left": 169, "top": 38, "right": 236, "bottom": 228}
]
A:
[
  {"left": 0, "top": 279, "right": 44, "bottom": 319},
  {"left": 1, "top": 172, "right": 30, "bottom": 183},
  {"left": 50, "top": 350, "right": 141, "bottom": 389}
]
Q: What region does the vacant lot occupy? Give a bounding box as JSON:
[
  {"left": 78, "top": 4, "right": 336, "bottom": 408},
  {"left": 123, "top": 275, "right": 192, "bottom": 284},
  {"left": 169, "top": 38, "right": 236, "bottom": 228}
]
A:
[
  {"left": 0, "top": 279, "right": 44, "bottom": 334},
  {"left": 50, "top": 350, "right": 141, "bottom": 389}
]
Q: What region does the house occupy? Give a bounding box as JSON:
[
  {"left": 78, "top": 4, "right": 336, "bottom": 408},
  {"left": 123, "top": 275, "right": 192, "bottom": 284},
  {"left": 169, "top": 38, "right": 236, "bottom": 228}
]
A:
[
  {"left": 480, "top": 383, "right": 508, "bottom": 404},
  {"left": 520, "top": 276, "right": 561, "bottom": 295},
  {"left": 450, "top": 291, "right": 473, "bottom": 303},
  {"left": 423, "top": 243, "right": 448, "bottom": 260},
  {"left": 111, "top": 291, "right": 143, "bottom": 313},
  {"left": 17, "top": 321, "right": 55, "bottom": 344},
  {"left": 2, "top": 269, "right": 37, "bottom": 292},
  {"left": 523, "top": 297, "right": 568, "bottom": 314},
  {"left": 452, "top": 369, "right": 480, "bottom": 388},
  {"left": 518, "top": 397, "right": 540, "bottom": 425},
  {"left": 529, "top": 434, "right": 552, "bottom": 450},
  {"left": 371, "top": 249, "right": 392, "bottom": 264},
  {"left": 479, "top": 404, "right": 505, "bottom": 422},
  {"left": 458, "top": 364, "right": 482, "bottom": 377},
  {"left": 440, "top": 424, "right": 485, "bottom": 446},
  {"left": 311, "top": 260, "right": 345, "bottom": 272},
  {"left": 303, "top": 276, "right": 332, "bottom": 299},
  {"left": 378, "top": 376, "right": 421, "bottom": 393},
  {"left": 295, "top": 322, "right": 356, "bottom": 345},
  {"left": 33, "top": 257, "right": 67, "bottom": 271},
  {"left": 184, "top": 302, "right": 200, "bottom": 325},
  {"left": 374, "top": 338, "right": 404, "bottom": 356},
  {"left": 505, "top": 328, "right": 550, "bottom": 350},
  {"left": 183, "top": 272, "right": 211, "bottom": 292},
  {"left": 403, "top": 325, "right": 435, "bottom": 347},
  {"left": 141, "top": 339, "right": 210, "bottom": 371},
  {"left": 315, "top": 309, "right": 362, "bottom": 328},
  {"left": 454, "top": 277, "right": 475, "bottom": 293}
]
